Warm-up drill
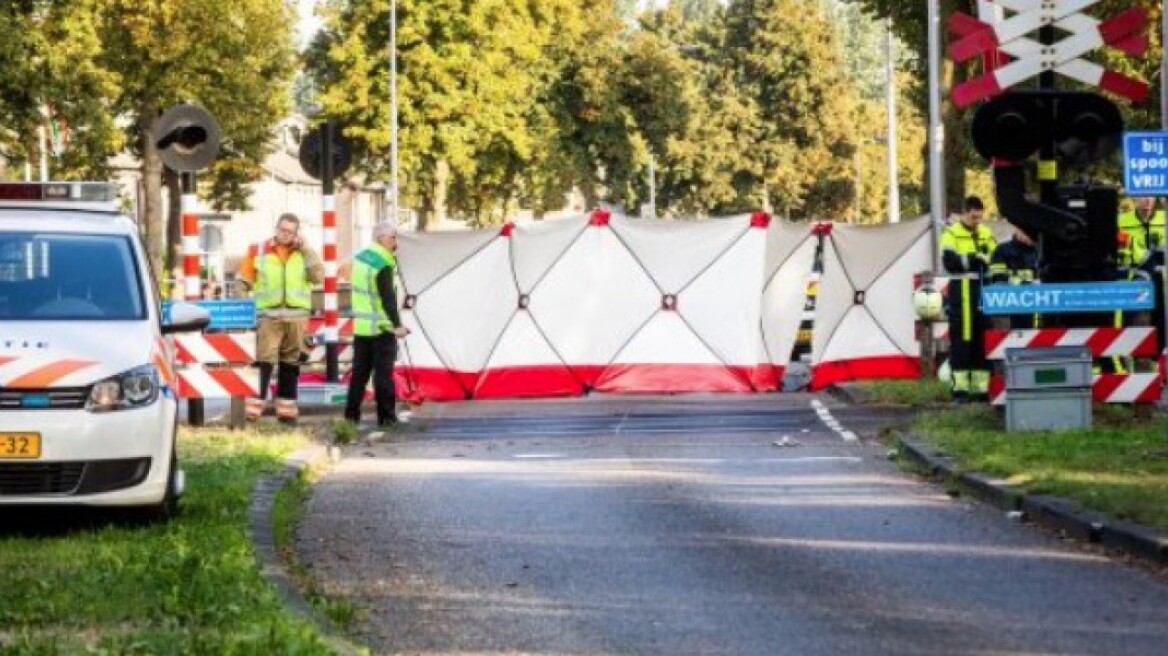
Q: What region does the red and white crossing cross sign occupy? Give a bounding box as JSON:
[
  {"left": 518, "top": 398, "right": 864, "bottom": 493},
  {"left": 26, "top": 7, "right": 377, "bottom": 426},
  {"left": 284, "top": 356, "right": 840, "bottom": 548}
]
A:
[{"left": 947, "top": 0, "right": 1150, "bottom": 109}]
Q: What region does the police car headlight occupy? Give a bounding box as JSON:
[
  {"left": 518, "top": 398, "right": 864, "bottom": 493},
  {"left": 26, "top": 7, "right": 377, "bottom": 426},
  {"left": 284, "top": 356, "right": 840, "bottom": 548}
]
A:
[{"left": 86, "top": 365, "right": 159, "bottom": 412}]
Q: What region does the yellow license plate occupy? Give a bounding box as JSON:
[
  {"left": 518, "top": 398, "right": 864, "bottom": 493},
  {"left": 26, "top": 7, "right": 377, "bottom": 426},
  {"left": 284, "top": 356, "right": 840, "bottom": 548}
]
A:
[{"left": 0, "top": 433, "right": 41, "bottom": 460}]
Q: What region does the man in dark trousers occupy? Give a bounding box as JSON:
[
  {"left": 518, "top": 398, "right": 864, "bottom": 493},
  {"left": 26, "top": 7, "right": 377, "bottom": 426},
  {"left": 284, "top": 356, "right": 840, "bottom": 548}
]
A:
[
  {"left": 988, "top": 227, "right": 1040, "bottom": 329},
  {"left": 941, "top": 196, "right": 997, "bottom": 402},
  {"left": 345, "top": 221, "right": 410, "bottom": 426}
]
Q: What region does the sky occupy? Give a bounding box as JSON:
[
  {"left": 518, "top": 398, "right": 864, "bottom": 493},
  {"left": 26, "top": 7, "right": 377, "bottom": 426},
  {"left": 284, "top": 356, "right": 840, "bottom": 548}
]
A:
[{"left": 297, "top": 0, "right": 323, "bottom": 48}]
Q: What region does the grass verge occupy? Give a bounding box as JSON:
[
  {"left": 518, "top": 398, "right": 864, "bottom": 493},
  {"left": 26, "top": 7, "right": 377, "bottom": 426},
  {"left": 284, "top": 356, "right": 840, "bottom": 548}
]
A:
[
  {"left": 911, "top": 404, "right": 1168, "bottom": 533},
  {"left": 855, "top": 379, "right": 951, "bottom": 407},
  {"left": 0, "top": 425, "right": 341, "bottom": 655}
]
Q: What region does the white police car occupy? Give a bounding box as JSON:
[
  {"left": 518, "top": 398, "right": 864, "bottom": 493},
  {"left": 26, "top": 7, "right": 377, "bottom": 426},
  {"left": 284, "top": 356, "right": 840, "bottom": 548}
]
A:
[{"left": 0, "top": 182, "right": 209, "bottom": 519}]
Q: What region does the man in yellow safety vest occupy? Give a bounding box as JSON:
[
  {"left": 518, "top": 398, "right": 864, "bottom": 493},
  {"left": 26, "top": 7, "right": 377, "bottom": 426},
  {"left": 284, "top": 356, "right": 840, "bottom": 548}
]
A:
[
  {"left": 239, "top": 213, "right": 323, "bottom": 423},
  {"left": 344, "top": 221, "right": 410, "bottom": 426},
  {"left": 941, "top": 196, "right": 997, "bottom": 402},
  {"left": 1118, "top": 196, "right": 1166, "bottom": 261}
]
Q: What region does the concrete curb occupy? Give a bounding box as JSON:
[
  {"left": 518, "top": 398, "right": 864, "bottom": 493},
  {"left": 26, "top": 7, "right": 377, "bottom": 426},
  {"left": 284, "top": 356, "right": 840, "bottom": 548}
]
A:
[
  {"left": 826, "top": 383, "right": 868, "bottom": 405},
  {"left": 249, "top": 443, "right": 365, "bottom": 656},
  {"left": 898, "top": 437, "right": 1168, "bottom": 569}
]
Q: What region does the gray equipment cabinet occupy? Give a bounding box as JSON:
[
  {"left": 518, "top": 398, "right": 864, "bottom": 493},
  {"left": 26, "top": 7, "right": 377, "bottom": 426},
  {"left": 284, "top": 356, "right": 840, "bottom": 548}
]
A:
[{"left": 1003, "top": 345, "right": 1093, "bottom": 432}]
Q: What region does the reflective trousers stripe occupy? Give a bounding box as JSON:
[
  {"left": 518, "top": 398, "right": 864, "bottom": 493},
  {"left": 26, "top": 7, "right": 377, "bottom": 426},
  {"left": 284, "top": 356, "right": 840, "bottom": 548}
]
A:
[
  {"left": 953, "top": 370, "right": 989, "bottom": 394},
  {"left": 962, "top": 279, "right": 972, "bottom": 342}
]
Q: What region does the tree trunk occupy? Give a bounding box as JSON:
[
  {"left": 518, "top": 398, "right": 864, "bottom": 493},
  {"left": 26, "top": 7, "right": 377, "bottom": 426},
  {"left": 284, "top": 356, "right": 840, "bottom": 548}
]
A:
[
  {"left": 139, "top": 107, "right": 166, "bottom": 289},
  {"left": 434, "top": 158, "right": 450, "bottom": 226},
  {"left": 417, "top": 191, "right": 434, "bottom": 232},
  {"left": 581, "top": 183, "right": 599, "bottom": 211}
]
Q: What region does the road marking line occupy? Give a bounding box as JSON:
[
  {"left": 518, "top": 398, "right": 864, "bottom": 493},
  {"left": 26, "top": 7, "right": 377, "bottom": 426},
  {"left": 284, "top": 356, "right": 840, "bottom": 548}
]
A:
[{"left": 810, "top": 399, "right": 858, "bottom": 443}]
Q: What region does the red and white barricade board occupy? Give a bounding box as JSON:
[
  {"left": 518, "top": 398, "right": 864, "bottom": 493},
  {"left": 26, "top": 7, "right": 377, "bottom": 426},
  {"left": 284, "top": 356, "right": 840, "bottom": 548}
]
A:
[
  {"left": 172, "top": 333, "right": 259, "bottom": 399},
  {"left": 985, "top": 327, "right": 1161, "bottom": 405}
]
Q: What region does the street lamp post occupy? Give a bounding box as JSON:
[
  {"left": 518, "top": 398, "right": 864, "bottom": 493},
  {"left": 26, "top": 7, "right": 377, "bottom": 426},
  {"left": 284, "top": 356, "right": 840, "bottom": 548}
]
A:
[
  {"left": 885, "top": 19, "right": 900, "bottom": 224},
  {"left": 390, "top": 0, "right": 399, "bottom": 224},
  {"left": 927, "top": 0, "right": 945, "bottom": 270},
  {"left": 854, "top": 135, "right": 885, "bottom": 223}
]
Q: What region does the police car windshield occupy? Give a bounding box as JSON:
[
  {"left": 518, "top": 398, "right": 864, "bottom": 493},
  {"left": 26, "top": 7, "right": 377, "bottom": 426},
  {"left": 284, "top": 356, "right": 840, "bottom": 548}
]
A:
[{"left": 0, "top": 232, "right": 145, "bottom": 321}]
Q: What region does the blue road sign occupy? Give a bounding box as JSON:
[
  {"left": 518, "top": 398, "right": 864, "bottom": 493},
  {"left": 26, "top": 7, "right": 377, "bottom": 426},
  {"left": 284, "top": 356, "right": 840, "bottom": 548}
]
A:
[
  {"left": 981, "top": 282, "right": 1156, "bottom": 316},
  {"left": 163, "top": 299, "right": 256, "bottom": 330},
  {"left": 1124, "top": 131, "right": 1168, "bottom": 197}
]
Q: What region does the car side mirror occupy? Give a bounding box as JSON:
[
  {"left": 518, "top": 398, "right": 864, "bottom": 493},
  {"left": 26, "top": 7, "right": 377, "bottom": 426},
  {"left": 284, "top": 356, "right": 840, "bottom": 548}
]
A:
[{"left": 162, "top": 302, "right": 212, "bottom": 334}]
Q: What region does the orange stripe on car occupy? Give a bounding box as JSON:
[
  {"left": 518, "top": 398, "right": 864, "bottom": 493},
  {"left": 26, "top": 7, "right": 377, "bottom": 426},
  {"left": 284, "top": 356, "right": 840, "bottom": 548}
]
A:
[
  {"left": 5, "top": 359, "right": 98, "bottom": 389},
  {"left": 153, "top": 351, "right": 175, "bottom": 387},
  {"left": 154, "top": 337, "right": 176, "bottom": 386}
]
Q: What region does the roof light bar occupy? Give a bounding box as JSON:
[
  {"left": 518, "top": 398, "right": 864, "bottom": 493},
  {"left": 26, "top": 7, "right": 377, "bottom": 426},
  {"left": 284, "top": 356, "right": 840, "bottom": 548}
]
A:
[{"left": 0, "top": 182, "right": 118, "bottom": 203}]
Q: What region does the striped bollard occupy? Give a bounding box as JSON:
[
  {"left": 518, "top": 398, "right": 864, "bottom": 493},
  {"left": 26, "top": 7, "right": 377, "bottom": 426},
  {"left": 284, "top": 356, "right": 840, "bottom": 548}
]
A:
[
  {"left": 323, "top": 194, "right": 340, "bottom": 382},
  {"left": 180, "top": 172, "right": 205, "bottom": 425},
  {"left": 181, "top": 175, "right": 201, "bottom": 301}
]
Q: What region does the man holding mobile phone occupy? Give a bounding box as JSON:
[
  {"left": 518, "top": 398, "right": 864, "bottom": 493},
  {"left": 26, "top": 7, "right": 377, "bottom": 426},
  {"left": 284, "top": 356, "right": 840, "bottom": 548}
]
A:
[{"left": 239, "top": 213, "right": 324, "bottom": 423}]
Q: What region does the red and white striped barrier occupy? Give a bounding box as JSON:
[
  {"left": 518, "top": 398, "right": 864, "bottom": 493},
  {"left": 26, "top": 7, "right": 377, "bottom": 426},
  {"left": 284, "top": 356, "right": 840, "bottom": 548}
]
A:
[
  {"left": 949, "top": 3, "right": 1149, "bottom": 108},
  {"left": 989, "top": 373, "right": 1162, "bottom": 405},
  {"left": 984, "top": 327, "right": 1158, "bottom": 361},
  {"left": 171, "top": 333, "right": 258, "bottom": 399},
  {"left": 173, "top": 333, "right": 256, "bottom": 365},
  {"left": 985, "top": 327, "right": 1161, "bottom": 405},
  {"left": 176, "top": 367, "right": 259, "bottom": 399}
]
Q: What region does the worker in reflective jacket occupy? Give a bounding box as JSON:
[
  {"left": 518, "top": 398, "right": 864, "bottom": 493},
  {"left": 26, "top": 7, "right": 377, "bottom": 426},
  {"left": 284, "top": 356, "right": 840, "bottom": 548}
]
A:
[
  {"left": 1108, "top": 230, "right": 1150, "bottom": 374},
  {"left": 240, "top": 213, "right": 323, "bottom": 423},
  {"left": 344, "top": 221, "right": 410, "bottom": 426},
  {"left": 1118, "top": 197, "right": 1166, "bottom": 267},
  {"left": 988, "top": 227, "right": 1038, "bottom": 329},
  {"left": 1121, "top": 198, "right": 1168, "bottom": 360},
  {"left": 941, "top": 197, "right": 996, "bottom": 402}
]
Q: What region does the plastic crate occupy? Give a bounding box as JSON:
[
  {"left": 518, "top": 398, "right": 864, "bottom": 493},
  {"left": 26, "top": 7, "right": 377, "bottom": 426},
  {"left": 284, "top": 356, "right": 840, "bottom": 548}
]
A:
[
  {"left": 1004, "top": 346, "right": 1092, "bottom": 390},
  {"left": 1006, "top": 388, "right": 1092, "bottom": 432}
]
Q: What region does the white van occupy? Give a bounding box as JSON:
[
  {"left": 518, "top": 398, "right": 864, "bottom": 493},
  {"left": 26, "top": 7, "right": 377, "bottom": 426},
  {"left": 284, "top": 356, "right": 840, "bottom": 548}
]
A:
[{"left": 0, "top": 182, "right": 209, "bottom": 519}]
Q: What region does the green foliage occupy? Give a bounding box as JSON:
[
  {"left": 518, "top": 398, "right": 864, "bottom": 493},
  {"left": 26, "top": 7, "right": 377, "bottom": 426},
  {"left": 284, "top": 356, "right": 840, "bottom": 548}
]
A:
[
  {"left": 330, "top": 418, "right": 357, "bottom": 446},
  {"left": 309, "top": 0, "right": 917, "bottom": 224},
  {"left": 0, "top": 0, "right": 296, "bottom": 278},
  {"left": 0, "top": 429, "right": 339, "bottom": 653},
  {"left": 856, "top": 379, "right": 951, "bottom": 406},
  {"left": 102, "top": 0, "right": 296, "bottom": 274},
  {"left": 0, "top": 0, "right": 123, "bottom": 180},
  {"left": 720, "top": 0, "right": 861, "bottom": 219}
]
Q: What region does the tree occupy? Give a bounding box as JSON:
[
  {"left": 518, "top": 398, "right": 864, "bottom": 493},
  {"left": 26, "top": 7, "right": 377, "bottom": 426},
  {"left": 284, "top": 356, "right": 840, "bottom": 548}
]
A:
[
  {"left": 719, "top": 0, "right": 861, "bottom": 220},
  {"left": 311, "top": 0, "right": 595, "bottom": 229},
  {"left": 541, "top": 1, "right": 636, "bottom": 211},
  {"left": 99, "top": 0, "right": 297, "bottom": 279},
  {"left": 0, "top": 0, "right": 122, "bottom": 181},
  {"left": 826, "top": 0, "right": 928, "bottom": 221},
  {"left": 668, "top": 0, "right": 722, "bottom": 25}
]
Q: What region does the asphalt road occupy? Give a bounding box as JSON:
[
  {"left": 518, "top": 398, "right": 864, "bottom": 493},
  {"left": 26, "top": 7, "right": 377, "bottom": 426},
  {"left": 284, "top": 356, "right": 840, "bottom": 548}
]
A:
[{"left": 297, "top": 394, "right": 1168, "bottom": 655}]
